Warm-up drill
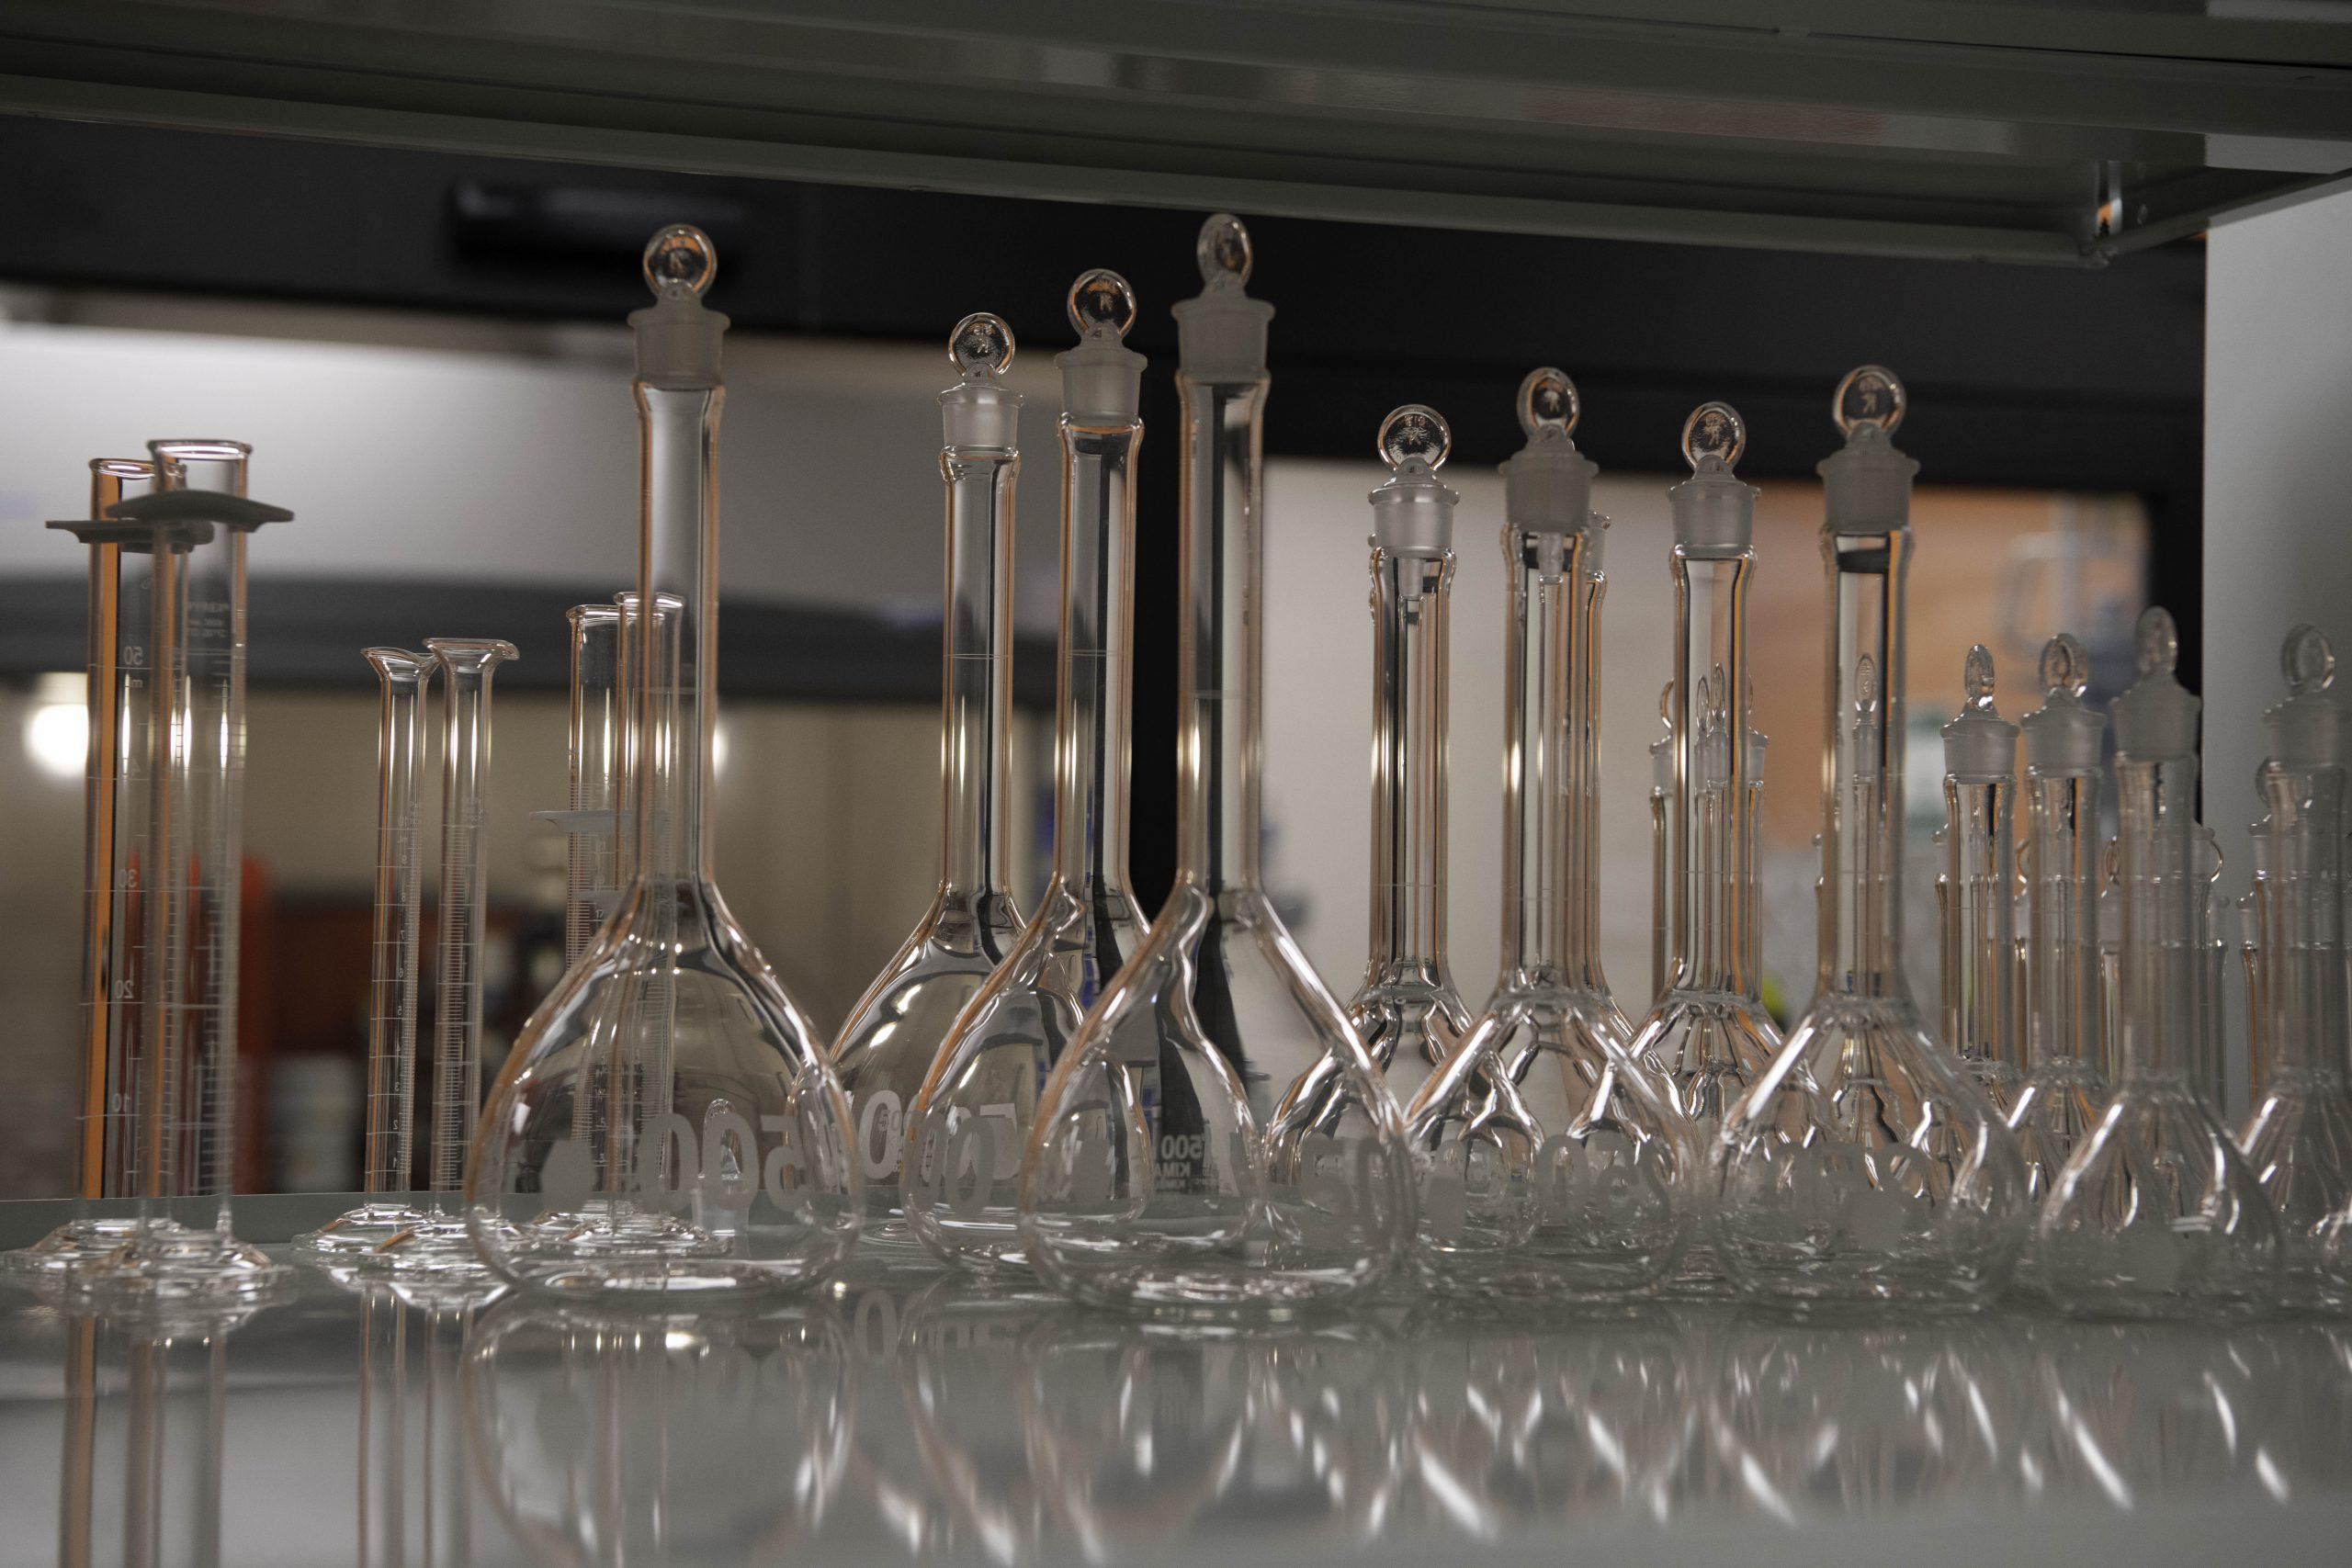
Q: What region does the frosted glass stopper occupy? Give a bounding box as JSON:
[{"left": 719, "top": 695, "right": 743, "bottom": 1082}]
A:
[
  {"left": 643, "top": 225, "right": 717, "bottom": 298},
  {"left": 2135, "top": 605, "right": 2178, "bottom": 676},
  {"left": 949, "top": 312, "right": 1015, "bottom": 378},
  {"left": 1833, "top": 364, "right": 1906, "bottom": 436},
  {"left": 1681, "top": 400, "right": 1746, "bottom": 470},
  {"left": 1378, "top": 405, "right": 1451, "bottom": 472},
  {"left": 1964, "top": 644, "right": 1996, "bottom": 707},
  {"left": 1517, "top": 367, "right": 1580, "bottom": 438},
  {"left": 1067, "top": 268, "right": 1136, "bottom": 338},
  {"left": 1196, "top": 212, "right": 1253, "bottom": 287},
  {"left": 2283, "top": 623, "right": 2335, "bottom": 694},
  {"left": 2039, "top": 631, "right": 2090, "bottom": 698}
]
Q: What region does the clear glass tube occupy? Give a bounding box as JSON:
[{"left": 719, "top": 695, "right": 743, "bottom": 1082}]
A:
[
  {"left": 1020, "top": 215, "right": 1412, "bottom": 1312},
  {"left": 562, "top": 604, "right": 627, "bottom": 971},
  {"left": 2037, "top": 606, "right": 2278, "bottom": 1316},
  {"left": 1713, "top": 368, "right": 2025, "bottom": 1313},
  {"left": 11, "top": 458, "right": 161, "bottom": 1274},
  {"left": 1407, "top": 374, "right": 1696, "bottom": 1303},
  {"left": 905, "top": 272, "right": 1148, "bottom": 1272},
  {"left": 471, "top": 225, "right": 860, "bottom": 1300},
  {"left": 297, "top": 648, "right": 437, "bottom": 1257},
  {"left": 1648, "top": 683, "right": 1673, "bottom": 1008},
  {"left": 1937, "top": 646, "right": 2021, "bottom": 1118},
  {"left": 835, "top": 312, "right": 1027, "bottom": 1236}
]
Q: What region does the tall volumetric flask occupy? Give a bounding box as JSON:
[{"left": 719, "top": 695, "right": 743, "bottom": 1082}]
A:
[
  {"left": 1406, "top": 373, "right": 1696, "bottom": 1303},
  {"left": 1712, "top": 369, "right": 2025, "bottom": 1312},
  {"left": 1019, "top": 214, "right": 1414, "bottom": 1312},
  {"left": 1937, "top": 646, "right": 2022, "bottom": 1118},
  {"left": 904, "top": 271, "right": 1148, "bottom": 1271},
  {"left": 2038, "top": 608, "right": 2278, "bottom": 1316},
  {"left": 295, "top": 649, "right": 436, "bottom": 1257},
  {"left": 2236, "top": 626, "right": 2352, "bottom": 1311},
  {"left": 2007, "top": 635, "right": 2111, "bottom": 1204},
  {"left": 834, "top": 311, "right": 1028, "bottom": 1235},
  {"left": 12, "top": 459, "right": 161, "bottom": 1274},
  {"left": 469, "top": 226, "right": 861, "bottom": 1300},
  {"left": 1625, "top": 401, "right": 1781, "bottom": 1295},
  {"left": 1345, "top": 406, "right": 1471, "bottom": 1115},
  {"left": 75, "top": 440, "right": 294, "bottom": 1306}
]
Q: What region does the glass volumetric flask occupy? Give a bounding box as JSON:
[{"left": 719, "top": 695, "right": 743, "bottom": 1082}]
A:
[
  {"left": 1406, "top": 374, "right": 1697, "bottom": 1303},
  {"left": 1712, "top": 368, "right": 2026, "bottom": 1313},
  {"left": 470, "top": 225, "right": 861, "bottom": 1300},
  {"left": 1937, "top": 645, "right": 2022, "bottom": 1118},
  {"left": 13, "top": 458, "right": 163, "bottom": 1275},
  {"left": 904, "top": 271, "right": 1148, "bottom": 1272},
  {"left": 2235, "top": 626, "right": 2352, "bottom": 1312},
  {"left": 1019, "top": 215, "right": 1414, "bottom": 1312},
  {"left": 2007, "top": 634, "right": 2111, "bottom": 1204},
  {"left": 835, "top": 311, "right": 1028, "bottom": 1235},
  {"left": 2037, "top": 607, "right": 2279, "bottom": 1317},
  {"left": 74, "top": 440, "right": 295, "bottom": 1306},
  {"left": 1625, "top": 400, "right": 1780, "bottom": 1296},
  {"left": 296, "top": 648, "right": 437, "bottom": 1257}
]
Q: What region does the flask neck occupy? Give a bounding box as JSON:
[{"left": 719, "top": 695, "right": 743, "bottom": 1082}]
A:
[
  {"left": 1368, "top": 547, "right": 1454, "bottom": 979},
  {"left": 1569, "top": 560, "right": 1613, "bottom": 991},
  {"left": 1500, "top": 526, "right": 1581, "bottom": 978},
  {"left": 2114, "top": 753, "right": 2205, "bottom": 1084},
  {"left": 1667, "top": 548, "right": 1759, "bottom": 998},
  {"left": 1052, "top": 418, "right": 1139, "bottom": 897},
  {"left": 939, "top": 445, "right": 1020, "bottom": 905},
  {"left": 2256, "top": 760, "right": 2346, "bottom": 1078},
  {"left": 1175, "top": 376, "right": 1268, "bottom": 892},
  {"left": 633, "top": 385, "right": 718, "bottom": 886},
  {"left": 1814, "top": 525, "right": 1915, "bottom": 1001},
  {"left": 1939, "top": 773, "right": 2015, "bottom": 1066},
  {"left": 2023, "top": 768, "right": 2105, "bottom": 1072}
]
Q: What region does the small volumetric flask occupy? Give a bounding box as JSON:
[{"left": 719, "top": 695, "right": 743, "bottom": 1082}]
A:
[
  {"left": 1625, "top": 400, "right": 1781, "bottom": 1297},
  {"left": 1019, "top": 214, "right": 1414, "bottom": 1312},
  {"left": 1937, "top": 646, "right": 2023, "bottom": 1119},
  {"left": 2235, "top": 626, "right": 2352, "bottom": 1311},
  {"left": 469, "top": 226, "right": 861, "bottom": 1300},
  {"left": 903, "top": 272, "right": 1149, "bottom": 1273},
  {"left": 2007, "top": 634, "right": 2111, "bottom": 1206},
  {"left": 834, "top": 310, "right": 1028, "bottom": 1238},
  {"left": 2037, "top": 607, "right": 2279, "bottom": 1316},
  {"left": 1405, "top": 373, "right": 1698, "bottom": 1303},
  {"left": 1712, "top": 368, "right": 2027, "bottom": 1313}
]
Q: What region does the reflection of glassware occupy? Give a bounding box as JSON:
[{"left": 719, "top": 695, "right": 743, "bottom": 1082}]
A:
[
  {"left": 74, "top": 440, "right": 295, "bottom": 1307},
  {"left": 351, "top": 1278, "right": 502, "bottom": 1568},
  {"left": 1713, "top": 368, "right": 2026, "bottom": 1312},
  {"left": 1345, "top": 405, "right": 1472, "bottom": 1117},
  {"left": 1627, "top": 400, "right": 1781, "bottom": 1297},
  {"left": 2234, "top": 626, "right": 2352, "bottom": 1312},
  {"left": 1407, "top": 373, "right": 1697, "bottom": 1303},
  {"left": 905, "top": 273, "right": 1148, "bottom": 1273},
  {"left": 2037, "top": 607, "right": 2278, "bottom": 1317},
  {"left": 1021, "top": 214, "right": 1413, "bottom": 1313},
  {"left": 297, "top": 649, "right": 437, "bottom": 1258},
  {"left": 897, "top": 1279, "right": 1057, "bottom": 1555},
  {"left": 837, "top": 311, "right": 1028, "bottom": 1235},
  {"left": 1938, "top": 645, "right": 2022, "bottom": 1118},
  {"left": 13, "top": 458, "right": 162, "bottom": 1275},
  {"left": 2008, "top": 635, "right": 2111, "bottom": 1209},
  {"left": 470, "top": 226, "right": 862, "bottom": 1300}
]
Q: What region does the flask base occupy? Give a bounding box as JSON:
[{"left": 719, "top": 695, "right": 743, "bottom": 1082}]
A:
[
  {"left": 5, "top": 1215, "right": 155, "bottom": 1275},
  {"left": 291, "top": 1201, "right": 433, "bottom": 1258}
]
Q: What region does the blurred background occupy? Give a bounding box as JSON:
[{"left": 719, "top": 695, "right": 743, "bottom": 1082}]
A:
[{"left": 0, "top": 118, "right": 2185, "bottom": 1198}]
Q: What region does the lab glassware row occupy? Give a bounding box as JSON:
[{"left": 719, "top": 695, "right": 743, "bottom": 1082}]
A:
[{"left": 9, "top": 218, "right": 2347, "bottom": 1325}]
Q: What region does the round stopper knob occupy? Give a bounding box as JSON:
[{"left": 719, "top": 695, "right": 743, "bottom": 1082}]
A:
[
  {"left": 1681, "top": 400, "right": 1746, "bottom": 470},
  {"left": 643, "top": 225, "right": 717, "bottom": 298},
  {"left": 2135, "top": 605, "right": 2178, "bottom": 677},
  {"left": 2283, "top": 623, "right": 2335, "bottom": 695},
  {"left": 1833, "top": 364, "right": 1906, "bottom": 436},
  {"left": 1517, "top": 367, "right": 1579, "bottom": 438},
  {"left": 1196, "top": 212, "right": 1253, "bottom": 287},
  {"left": 1378, "top": 405, "right": 1451, "bottom": 472},
  {"left": 949, "top": 311, "right": 1015, "bottom": 377},
  {"left": 2039, "top": 632, "right": 2090, "bottom": 698},
  {"left": 1963, "top": 643, "right": 1996, "bottom": 708},
  {"left": 1067, "top": 268, "right": 1136, "bottom": 338}
]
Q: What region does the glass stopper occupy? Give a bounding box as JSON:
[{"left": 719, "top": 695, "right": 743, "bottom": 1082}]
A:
[
  {"left": 1963, "top": 643, "right": 1997, "bottom": 710},
  {"left": 1517, "top": 367, "right": 1580, "bottom": 439},
  {"left": 2134, "top": 605, "right": 2178, "bottom": 676},
  {"left": 643, "top": 224, "right": 718, "bottom": 299},
  {"left": 1681, "top": 400, "right": 1746, "bottom": 470},
  {"left": 2283, "top": 623, "right": 2335, "bottom": 694},
  {"left": 949, "top": 311, "right": 1015, "bottom": 378},
  {"left": 2038, "top": 632, "right": 2089, "bottom": 698},
  {"left": 1833, "top": 364, "right": 1906, "bottom": 436},
  {"left": 1196, "top": 212, "right": 1253, "bottom": 287},
  {"left": 1066, "top": 268, "right": 1136, "bottom": 338},
  {"left": 1378, "top": 405, "right": 1451, "bottom": 472}
]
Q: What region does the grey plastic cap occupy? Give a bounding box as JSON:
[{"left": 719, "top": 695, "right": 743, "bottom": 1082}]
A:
[
  {"left": 2111, "top": 607, "right": 2200, "bottom": 762},
  {"left": 2019, "top": 633, "right": 2107, "bottom": 775},
  {"left": 1669, "top": 400, "right": 1758, "bottom": 553},
  {"left": 1057, "top": 269, "right": 1147, "bottom": 424},
  {"left": 2264, "top": 624, "right": 2343, "bottom": 772},
  {"left": 629, "top": 226, "right": 729, "bottom": 389},
  {"left": 1941, "top": 645, "right": 2018, "bottom": 781},
  {"left": 1173, "top": 214, "right": 1273, "bottom": 382},
  {"left": 942, "top": 312, "right": 1023, "bottom": 451},
  {"left": 1500, "top": 367, "right": 1597, "bottom": 533},
  {"left": 1368, "top": 405, "right": 1457, "bottom": 557}
]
